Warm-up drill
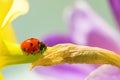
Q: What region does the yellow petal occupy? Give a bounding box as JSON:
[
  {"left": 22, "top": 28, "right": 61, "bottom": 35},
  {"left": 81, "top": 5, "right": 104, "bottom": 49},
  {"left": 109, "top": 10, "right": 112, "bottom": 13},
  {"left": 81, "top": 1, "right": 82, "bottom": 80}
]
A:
[
  {"left": 0, "top": 0, "right": 13, "bottom": 28},
  {"left": 1, "top": 24, "right": 17, "bottom": 43},
  {"left": 0, "top": 0, "right": 29, "bottom": 55},
  {"left": 2, "top": 0, "right": 29, "bottom": 28},
  {"left": 0, "top": 46, "right": 41, "bottom": 69},
  {"left": 0, "top": 23, "right": 17, "bottom": 55},
  {"left": 0, "top": 72, "right": 3, "bottom": 80},
  {"left": 0, "top": 43, "right": 39, "bottom": 69},
  {"left": 30, "top": 44, "right": 120, "bottom": 69}
]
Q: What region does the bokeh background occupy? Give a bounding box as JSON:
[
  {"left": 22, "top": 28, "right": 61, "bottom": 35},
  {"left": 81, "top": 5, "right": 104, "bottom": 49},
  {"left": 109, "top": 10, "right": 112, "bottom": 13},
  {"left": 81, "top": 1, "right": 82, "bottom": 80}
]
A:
[{"left": 2, "top": 0, "right": 117, "bottom": 80}]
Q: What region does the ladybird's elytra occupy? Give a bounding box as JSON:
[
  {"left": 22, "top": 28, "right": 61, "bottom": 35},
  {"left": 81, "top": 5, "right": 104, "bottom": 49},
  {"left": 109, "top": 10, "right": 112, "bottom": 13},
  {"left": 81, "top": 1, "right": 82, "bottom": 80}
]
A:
[{"left": 21, "top": 38, "right": 46, "bottom": 55}]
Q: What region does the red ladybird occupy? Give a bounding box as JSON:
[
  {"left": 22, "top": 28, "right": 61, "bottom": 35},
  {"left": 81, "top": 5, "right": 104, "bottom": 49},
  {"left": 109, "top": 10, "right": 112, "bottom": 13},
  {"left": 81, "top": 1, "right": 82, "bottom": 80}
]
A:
[{"left": 21, "top": 38, "right": 46, "bottom": 55}]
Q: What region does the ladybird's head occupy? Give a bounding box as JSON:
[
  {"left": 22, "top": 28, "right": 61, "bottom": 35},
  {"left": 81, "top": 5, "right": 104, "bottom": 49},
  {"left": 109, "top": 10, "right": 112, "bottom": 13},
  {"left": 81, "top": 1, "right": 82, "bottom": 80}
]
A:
[{"left": 21, "top": 38, "right": 47, "bottom": 55}]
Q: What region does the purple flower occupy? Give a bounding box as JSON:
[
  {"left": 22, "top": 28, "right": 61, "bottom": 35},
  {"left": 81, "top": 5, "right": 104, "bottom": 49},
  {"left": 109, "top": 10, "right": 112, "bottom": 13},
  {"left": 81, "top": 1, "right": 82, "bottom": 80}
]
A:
[
  {"left": 34, "top": 0, "right": 120, "bottom": 80},
  {"left": 109, "top": 0, "right": 120, "bottom": 29}
]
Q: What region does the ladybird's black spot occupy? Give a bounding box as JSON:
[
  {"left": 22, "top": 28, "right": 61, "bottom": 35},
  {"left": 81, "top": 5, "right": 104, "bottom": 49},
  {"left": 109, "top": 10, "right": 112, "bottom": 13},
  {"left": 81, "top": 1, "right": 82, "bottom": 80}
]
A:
[
  {"left": 30, "top": 43, "right": 33, "bottom": 46},
  {"left": 32, "top": 50, "right": 35, "bottom": 52},
  {"left": 23, "top": 48, "right": 26, "bottom": 51}
]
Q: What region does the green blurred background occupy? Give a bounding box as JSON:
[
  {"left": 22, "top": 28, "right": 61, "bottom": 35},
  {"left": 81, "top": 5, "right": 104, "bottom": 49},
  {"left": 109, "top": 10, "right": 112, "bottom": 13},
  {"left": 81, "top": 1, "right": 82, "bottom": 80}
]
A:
[
  {"left": 2, "top": 0, "right": 117, "bottom": 80},
  {"left": 13, "top": 0, "right": 115, "bottom": 42}
]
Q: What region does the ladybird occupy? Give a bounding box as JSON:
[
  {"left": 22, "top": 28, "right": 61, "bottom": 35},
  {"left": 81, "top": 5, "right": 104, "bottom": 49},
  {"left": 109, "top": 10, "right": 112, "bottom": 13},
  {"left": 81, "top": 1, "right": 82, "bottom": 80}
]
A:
[{"left": 21, "top": 38, "right": 47, "bottom": 55}]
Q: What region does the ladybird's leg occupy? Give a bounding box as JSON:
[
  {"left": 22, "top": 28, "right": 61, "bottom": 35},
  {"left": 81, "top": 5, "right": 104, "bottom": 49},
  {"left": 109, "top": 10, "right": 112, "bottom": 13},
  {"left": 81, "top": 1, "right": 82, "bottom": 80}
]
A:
[
  {"left": 26, "top": 53, "right": 29, "bottom": 56},
  {"left": 31, "top": 53, "right": 36, "bottom": 55}
]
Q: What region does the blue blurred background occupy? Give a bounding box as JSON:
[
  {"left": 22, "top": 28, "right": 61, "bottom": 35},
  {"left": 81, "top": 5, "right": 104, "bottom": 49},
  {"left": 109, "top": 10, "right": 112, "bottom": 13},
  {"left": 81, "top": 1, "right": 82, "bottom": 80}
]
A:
[{"left": 2, "top": 0, "right": 117, "bottom": 80}]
